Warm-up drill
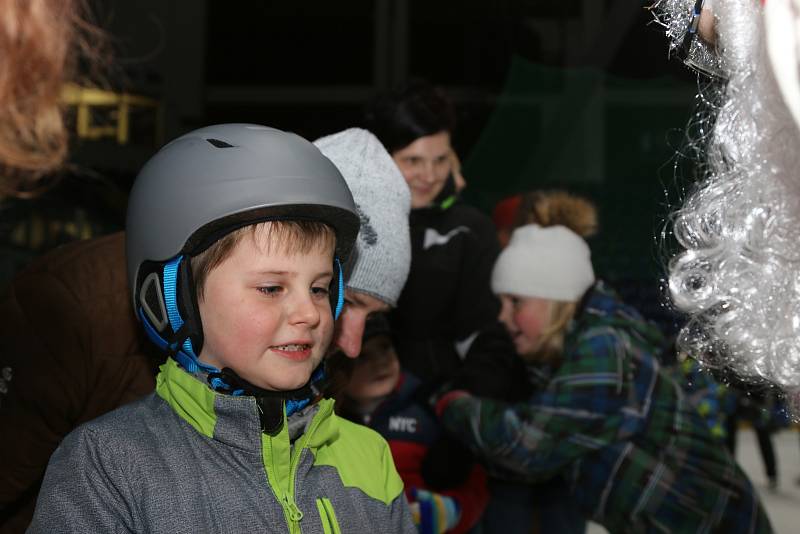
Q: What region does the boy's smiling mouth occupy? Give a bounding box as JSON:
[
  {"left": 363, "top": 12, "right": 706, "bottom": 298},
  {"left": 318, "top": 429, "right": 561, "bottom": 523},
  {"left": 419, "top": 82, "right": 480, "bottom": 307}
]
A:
[{"left": 270, "top": 342, "right": 313, "bottom": 361}]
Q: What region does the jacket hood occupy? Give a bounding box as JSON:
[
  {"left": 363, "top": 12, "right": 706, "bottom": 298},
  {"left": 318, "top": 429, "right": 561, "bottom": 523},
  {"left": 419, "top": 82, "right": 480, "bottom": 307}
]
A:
[
  {"left": 155, "top": 358, "right": 339, "bottom": 450},
  {"left": 572, "top": 281, "right": 665, "bottom": 351}
]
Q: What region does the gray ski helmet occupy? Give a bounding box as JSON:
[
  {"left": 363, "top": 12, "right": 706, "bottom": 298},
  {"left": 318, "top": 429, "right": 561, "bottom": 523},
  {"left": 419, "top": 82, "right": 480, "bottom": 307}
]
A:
[
  {"left": 126, "top": 125, "right": 359, "bottom": 374},
  {"left": 126, "top": 123, "right": 359, "bottom": 303}
]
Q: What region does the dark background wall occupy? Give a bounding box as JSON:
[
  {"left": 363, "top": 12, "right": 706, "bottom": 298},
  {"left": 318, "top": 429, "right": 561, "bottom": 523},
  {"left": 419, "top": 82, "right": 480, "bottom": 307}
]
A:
[{"left": 7, "top": 0, "right": 703, "bottom": 332}]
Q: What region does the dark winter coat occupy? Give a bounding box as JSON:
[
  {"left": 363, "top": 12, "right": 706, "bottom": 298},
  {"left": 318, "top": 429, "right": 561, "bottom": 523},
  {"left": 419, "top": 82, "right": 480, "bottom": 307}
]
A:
[{"left": 0, "top": 232, "right": 155, "bottom": 532}]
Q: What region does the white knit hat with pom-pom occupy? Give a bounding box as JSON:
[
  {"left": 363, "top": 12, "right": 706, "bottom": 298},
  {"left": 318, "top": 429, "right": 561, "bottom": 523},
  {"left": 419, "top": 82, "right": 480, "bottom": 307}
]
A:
[{"left": 491, "top": 224, "right": 594, "bottom": 302}]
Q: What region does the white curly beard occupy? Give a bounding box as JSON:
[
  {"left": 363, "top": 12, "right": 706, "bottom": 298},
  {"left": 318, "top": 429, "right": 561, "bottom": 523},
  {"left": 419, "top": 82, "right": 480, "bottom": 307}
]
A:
[{"left": 668, "top": 0, "right": 800, "bottom": 395}]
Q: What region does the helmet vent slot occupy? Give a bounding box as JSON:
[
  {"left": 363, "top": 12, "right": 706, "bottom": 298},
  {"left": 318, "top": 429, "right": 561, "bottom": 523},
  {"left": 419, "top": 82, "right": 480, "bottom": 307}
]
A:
[
  {"left": 206, "top": 138, "right": 235, "bottom": 148},
  {"left": 140, "top": 272, "right": 169, "bottom": 332}
]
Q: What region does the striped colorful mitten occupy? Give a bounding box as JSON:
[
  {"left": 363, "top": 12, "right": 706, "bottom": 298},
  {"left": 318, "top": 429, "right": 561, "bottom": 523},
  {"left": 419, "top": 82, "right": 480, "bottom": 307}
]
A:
[{"left": 409, "top": 488, "right": 461, "bottom": 534}]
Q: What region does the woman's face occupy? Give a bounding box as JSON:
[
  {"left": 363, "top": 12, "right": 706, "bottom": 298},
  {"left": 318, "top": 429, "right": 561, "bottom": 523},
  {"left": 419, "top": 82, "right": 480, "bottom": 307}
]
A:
[
  {"left": 392, "top": 131, "right": 452, "bottom": 209},
  {"left": 498, "top": 294, "right": 551, "bottom": 355}
]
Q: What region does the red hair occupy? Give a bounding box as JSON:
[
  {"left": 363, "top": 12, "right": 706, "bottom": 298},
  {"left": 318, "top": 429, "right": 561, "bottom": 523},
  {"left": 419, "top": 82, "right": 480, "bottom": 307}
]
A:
[{"left": 0, "top": 0, "right": 105, "bottom": 198}]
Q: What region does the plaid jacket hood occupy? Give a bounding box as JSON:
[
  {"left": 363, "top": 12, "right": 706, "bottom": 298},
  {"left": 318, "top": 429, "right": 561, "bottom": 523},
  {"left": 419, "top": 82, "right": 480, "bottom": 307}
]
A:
[{"left": 569, "top": 281, "right": 666, "bottom": 352}]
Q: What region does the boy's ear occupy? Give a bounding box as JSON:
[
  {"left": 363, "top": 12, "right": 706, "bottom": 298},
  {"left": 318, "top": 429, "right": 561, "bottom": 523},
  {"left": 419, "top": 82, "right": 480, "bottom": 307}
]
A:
[{"left": 178, "top": 258, "right": 205, "bottom": 355}]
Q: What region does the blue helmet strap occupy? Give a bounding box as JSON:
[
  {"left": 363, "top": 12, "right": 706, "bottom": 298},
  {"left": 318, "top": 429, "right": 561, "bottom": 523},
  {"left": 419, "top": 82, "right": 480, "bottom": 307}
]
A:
[
  {"left": 332, "top": 256, "right": 345, "bottom": 320},
  {"left": 159, "top": 256, "right": 212, "bottom": 375}
]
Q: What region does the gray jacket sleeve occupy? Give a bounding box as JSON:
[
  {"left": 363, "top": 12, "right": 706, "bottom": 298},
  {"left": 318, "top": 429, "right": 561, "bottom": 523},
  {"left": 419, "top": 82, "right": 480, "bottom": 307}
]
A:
[
  {"left": 27, "top": 425, "right": 135, "bottom": 533},
  {"left": 387, "top": 492, "right": 417, "bottom": 534}
]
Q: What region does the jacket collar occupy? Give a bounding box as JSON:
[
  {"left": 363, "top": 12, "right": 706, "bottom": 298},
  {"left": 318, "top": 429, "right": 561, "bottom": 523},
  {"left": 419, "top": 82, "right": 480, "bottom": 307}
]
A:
[{"left": 155, "top": 358, "right": 339, "bottom": 451}]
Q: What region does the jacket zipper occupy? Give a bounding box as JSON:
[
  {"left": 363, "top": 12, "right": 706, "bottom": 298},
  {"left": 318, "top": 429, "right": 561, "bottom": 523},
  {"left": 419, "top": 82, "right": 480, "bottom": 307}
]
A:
[
  {"left": 283, "top": 494, "right": 304, "bottom": 530},
  {"left": 265, "top": 432, "right": 303, "bottom": 534},
  {"left": 266, "top": 403, "right": 328, "bottom": 534}
]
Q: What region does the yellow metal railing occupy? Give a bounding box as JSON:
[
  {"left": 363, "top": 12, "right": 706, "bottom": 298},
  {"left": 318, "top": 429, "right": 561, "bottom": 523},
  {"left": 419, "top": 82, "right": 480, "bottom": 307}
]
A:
[{"left": 60, "top": 83, "right": 163, "bottom": 145}]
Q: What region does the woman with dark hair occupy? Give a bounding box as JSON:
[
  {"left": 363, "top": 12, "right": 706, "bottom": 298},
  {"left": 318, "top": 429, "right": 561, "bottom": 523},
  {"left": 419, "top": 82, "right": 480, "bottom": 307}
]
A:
[
  {"left": 366, "top": 80, "right": 536, "bottom": 534},
  {"left": 365, "top": 80, "right": 523, "bottom": 395}
]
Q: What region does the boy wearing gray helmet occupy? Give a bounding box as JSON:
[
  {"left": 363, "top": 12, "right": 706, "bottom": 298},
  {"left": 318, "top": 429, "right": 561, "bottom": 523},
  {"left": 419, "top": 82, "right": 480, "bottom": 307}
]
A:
[{"left": 29, "top": 124, "right": 415, "bottom": 534}]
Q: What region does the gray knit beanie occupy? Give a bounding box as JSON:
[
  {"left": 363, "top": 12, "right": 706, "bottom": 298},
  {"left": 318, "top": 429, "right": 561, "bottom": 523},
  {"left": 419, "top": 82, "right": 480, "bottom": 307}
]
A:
[{"left": 314, "top": 128, "right": 411, "bottom": 307}]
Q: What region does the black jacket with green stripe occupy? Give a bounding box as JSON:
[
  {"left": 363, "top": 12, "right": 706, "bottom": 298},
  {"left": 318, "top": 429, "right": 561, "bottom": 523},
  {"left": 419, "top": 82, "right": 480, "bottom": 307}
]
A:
[{"left": 29, "top": 359, "right": 415, "bottom": 533}]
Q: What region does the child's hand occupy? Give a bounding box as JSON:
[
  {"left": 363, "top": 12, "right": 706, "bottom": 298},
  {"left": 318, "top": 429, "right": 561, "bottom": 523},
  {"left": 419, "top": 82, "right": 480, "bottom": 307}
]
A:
[{"left": 408, "top": 487, "right": 461, "bottom": 534}]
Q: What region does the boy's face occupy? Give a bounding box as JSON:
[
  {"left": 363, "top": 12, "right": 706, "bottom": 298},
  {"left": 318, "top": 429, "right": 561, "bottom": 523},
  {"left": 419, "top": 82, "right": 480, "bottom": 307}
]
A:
[
  {"left": 344, "top": 334, "right": 400, "bottom": 402},
  {"left": 197, "top": 228, "right": 335, "bottom": 391},
  {"left": 498, "top": 294, "right": 551, "bottom": 356}
]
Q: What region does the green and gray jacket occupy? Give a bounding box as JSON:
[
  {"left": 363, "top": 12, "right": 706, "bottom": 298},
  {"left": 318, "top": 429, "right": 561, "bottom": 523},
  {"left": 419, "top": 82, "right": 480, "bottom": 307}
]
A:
[{"left": 29, "top": 359, "right": 415, "bottom": 533}]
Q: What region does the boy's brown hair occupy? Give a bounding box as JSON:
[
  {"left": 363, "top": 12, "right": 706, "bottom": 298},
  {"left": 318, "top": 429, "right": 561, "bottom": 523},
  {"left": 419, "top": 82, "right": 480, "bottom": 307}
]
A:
[{"left": 190, "top": 220, "right": 336, "bottom": 299}]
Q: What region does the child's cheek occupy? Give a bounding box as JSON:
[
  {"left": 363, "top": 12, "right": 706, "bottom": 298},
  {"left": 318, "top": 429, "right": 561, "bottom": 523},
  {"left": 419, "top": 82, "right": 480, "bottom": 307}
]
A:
[
  {"left": 515, "top": 308, "right": 542, "bottom": 341},
  {"left": 307, "top": 305, "right": 334, "bottom": 358}
]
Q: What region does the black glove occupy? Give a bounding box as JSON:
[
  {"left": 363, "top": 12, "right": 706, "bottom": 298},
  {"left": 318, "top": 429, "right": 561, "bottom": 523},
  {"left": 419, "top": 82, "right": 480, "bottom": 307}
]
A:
[
  {"left": 450, "top": 321, "right": 531, "bottom": 402},
  {"left": 421, "top": 435, "right": 475, "bottom": 491}
]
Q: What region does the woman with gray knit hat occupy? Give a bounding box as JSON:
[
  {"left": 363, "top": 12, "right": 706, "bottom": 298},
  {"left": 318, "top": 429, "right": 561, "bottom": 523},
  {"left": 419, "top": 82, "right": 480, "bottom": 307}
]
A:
[
  {"left": 313, "top": 127, "right": 412, "bottom": 359},
  {"left": 434, "top": 203, "right": 773, "bottom": 533}
]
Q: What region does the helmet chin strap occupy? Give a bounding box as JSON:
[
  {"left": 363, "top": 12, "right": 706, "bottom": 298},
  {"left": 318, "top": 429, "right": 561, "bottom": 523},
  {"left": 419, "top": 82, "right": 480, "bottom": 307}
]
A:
[
  {"left": 146, "top": 316, "right": 326, "bottom": 435},
  {"left": 206, "top": 365, "right": 327, "bottom": 435}
]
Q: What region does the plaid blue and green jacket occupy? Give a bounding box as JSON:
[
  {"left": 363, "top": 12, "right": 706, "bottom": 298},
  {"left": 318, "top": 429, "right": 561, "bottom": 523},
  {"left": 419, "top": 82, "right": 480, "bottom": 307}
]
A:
[{"left": 441, "top": 282, "right": 772, "bottom": 533}]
